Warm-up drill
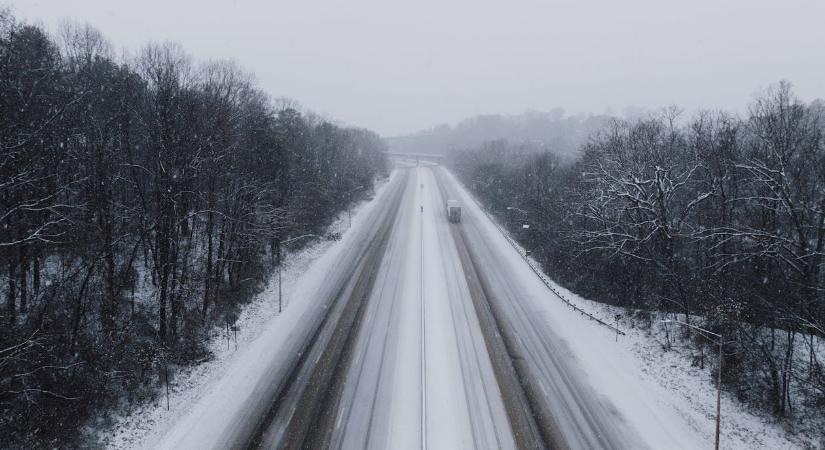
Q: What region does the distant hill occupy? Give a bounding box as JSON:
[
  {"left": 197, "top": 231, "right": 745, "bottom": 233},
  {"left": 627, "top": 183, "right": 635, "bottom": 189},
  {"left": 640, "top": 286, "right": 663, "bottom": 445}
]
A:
[{"left": 386, "top": 109, "right": 613, "bottom": 160}]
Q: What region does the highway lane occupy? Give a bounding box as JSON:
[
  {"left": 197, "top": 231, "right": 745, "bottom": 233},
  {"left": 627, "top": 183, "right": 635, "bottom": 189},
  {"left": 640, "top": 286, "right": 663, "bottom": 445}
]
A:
[
  {"left": 252, "top": 171, "right": 409, "bottom": 449},
  {"left": 434, "top": 166, "right": 647, "bottom": 450},
  {"left": 326, "top": 167, "right": 516, "bottom": 449}
]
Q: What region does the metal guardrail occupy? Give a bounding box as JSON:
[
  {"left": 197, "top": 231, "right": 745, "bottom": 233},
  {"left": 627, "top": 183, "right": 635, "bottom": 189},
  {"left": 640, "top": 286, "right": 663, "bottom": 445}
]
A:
[
  {"left": 457, "top": 179, "right": 625, "bottom": 336},
  {"left": 496, "top": 223, "right": 625, "bottom": 335}
]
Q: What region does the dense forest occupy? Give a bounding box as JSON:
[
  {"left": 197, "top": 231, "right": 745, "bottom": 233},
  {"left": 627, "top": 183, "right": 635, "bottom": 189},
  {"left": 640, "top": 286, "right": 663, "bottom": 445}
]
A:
[
  {"left": 452, "top": 83, "right": 825, "bottom": 428},
  {"left": 0, "top": 11, "right": 387, "bottom": 447}
]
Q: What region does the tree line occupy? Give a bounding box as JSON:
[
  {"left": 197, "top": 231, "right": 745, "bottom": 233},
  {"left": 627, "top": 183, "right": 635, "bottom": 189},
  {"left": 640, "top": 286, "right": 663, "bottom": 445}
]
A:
[
  {"left": 388, "top": 108, "right": 610, "bottom": 160},
  {"left": 452, "top": 82, "right": 824, "bottom": 430},
  {"left": 0, "top": 11, "right": 388, "bottom": 447}
]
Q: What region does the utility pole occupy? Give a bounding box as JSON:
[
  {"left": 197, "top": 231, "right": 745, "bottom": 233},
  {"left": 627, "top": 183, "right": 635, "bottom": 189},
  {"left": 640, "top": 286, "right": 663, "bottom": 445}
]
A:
[
  {"left": 663, "top": 319, "right": 723, "bottom": 450},
  {"left": 277, "top": 243, "right": 282, "bottom": 313},
  {"left": 346, "top": 186, "right": 363, "bottom": 229},
  {"left": 715, "top": 338, "right": 722, "bottom": 449}
]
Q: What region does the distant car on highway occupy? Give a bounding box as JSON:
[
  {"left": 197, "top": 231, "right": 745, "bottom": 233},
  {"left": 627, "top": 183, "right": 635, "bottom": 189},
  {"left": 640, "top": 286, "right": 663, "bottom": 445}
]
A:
[{"left": 446, "top": 200, "right": 461, "bottom": 223}]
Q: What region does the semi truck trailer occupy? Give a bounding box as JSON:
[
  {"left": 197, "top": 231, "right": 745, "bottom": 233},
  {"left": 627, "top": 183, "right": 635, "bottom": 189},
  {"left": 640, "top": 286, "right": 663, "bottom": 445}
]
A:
[{"left": 446, "top": 200, "right": 461, "bottom": 223}]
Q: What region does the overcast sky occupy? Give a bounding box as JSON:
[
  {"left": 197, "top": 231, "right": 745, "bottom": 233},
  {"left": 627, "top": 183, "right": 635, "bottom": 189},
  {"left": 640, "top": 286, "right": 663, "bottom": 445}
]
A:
[{"left": 6, "top": 0, "right": 825, "bottom": 136}]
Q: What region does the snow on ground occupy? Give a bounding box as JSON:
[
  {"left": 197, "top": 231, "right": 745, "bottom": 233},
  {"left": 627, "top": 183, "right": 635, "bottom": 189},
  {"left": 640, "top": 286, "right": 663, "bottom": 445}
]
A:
[
  {"left": 328, "top": 166, "right": 514, "bottom": 449},
  {"left": 583, "top": 302, "right": 823, "bottom": 449},
  {"left": 444, "top": 168, "right": 815, "bottom": 449},
  {"left": 93, "top": 162, "right": 816, "bottom": 450},
  {"left": 94, "top": 173, "right": 396, "bottom": 450}
]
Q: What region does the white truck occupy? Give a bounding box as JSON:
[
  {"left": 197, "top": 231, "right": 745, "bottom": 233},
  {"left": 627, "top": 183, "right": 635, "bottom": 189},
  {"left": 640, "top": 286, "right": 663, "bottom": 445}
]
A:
[{"left": 446, "top": 199, "right": 461, "bottom": 223}]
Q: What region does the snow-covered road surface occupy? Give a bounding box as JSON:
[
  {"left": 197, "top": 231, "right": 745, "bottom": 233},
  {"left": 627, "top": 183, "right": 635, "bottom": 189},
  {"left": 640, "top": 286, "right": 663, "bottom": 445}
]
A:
[
  {"left": 327, "top": 167, "right": 515, "bottom": 449},
  {"left": 151, "top": 162, "right": 710, "bottom": 450}
]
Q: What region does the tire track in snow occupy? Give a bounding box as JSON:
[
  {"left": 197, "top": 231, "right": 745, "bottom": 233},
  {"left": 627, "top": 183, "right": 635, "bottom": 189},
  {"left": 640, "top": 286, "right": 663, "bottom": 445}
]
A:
[{"left": 420, "top": 182, "right": 428, "bottom": 450}]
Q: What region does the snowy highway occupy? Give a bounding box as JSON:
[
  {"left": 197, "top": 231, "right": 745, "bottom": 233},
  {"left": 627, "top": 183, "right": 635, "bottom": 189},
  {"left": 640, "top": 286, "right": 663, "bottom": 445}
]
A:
[
  {"left": 9, "top": 6, "right": 817, "bottom": 449},
  {"left": 325, "top": 166, "right": 516, "bottom": 449},
  {"left": 154, "top": 162, "right": 701, "bottom": 450}
]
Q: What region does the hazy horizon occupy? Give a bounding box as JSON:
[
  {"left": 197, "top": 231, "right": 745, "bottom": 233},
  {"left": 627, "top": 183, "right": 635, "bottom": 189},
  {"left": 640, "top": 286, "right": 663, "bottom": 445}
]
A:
[{"left": 7, "top": 0, "right": 824, "bottom": 136}]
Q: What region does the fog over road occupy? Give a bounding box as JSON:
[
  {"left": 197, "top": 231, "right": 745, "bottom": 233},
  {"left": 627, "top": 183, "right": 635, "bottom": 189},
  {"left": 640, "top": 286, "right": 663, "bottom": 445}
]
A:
[{"left": 157, "top": 161, "right": 651, "bottom": 450}]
